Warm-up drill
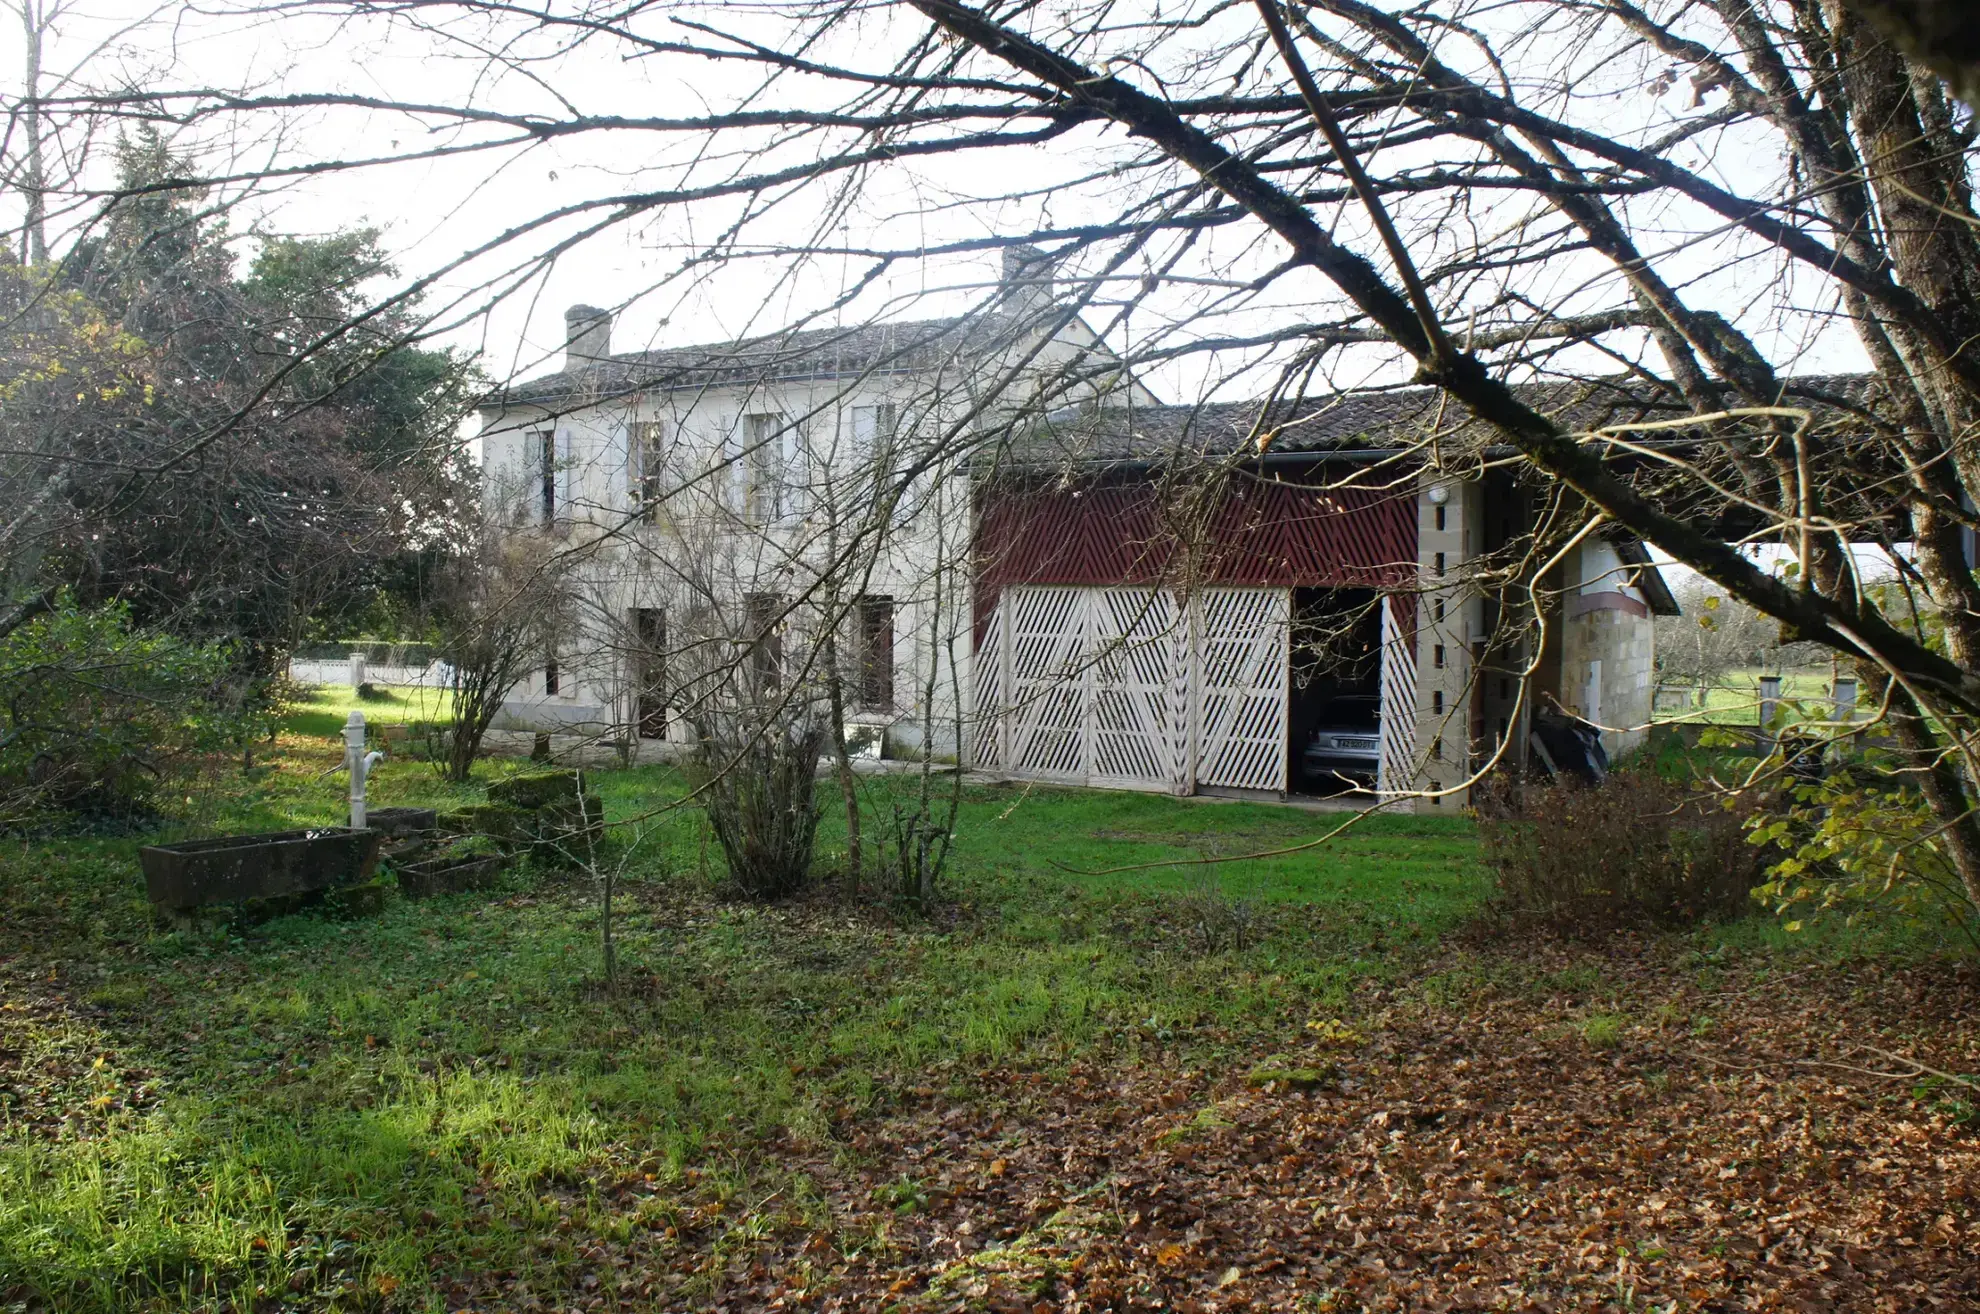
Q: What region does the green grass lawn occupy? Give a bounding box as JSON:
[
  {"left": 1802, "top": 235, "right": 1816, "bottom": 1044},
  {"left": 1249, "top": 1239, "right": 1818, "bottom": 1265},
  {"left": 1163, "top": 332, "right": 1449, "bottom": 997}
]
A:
[
  {"left": 280, "top": 683, "right": 455, "bottom": 742},
  {"left": 0, "top": 707, "right": 1481, "bottom": 1313},
  {"left": 0, "top": 702, "right": 1955, "bottom": 1312}
]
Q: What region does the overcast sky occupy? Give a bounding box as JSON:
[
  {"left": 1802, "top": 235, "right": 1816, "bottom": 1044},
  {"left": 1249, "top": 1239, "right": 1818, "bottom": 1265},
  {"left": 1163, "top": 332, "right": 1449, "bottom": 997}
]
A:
[{"left": 5, "top": 0, "right": 1876, "bottom": 404}]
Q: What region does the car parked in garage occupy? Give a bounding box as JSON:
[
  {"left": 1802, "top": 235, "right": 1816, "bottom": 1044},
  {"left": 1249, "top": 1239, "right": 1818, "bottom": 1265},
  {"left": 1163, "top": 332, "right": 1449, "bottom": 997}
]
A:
[{"left": 1299, "top": 694, "right": 1382, "bottom": 785}]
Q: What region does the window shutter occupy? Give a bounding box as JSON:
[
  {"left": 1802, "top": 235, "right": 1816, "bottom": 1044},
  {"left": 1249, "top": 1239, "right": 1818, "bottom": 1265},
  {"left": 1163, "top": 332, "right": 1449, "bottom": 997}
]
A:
[
  {"left": 784, "top": 419, "right": 808, "bottom": 519},
  {"left": 530, "top": 429, "right": 556, "bottom": 526},
  {"left": 555, "top": 428, "right": 574, "bottom": 525},
  {"left": 507, "top": 433, "right": 533, "bottom": 526}
]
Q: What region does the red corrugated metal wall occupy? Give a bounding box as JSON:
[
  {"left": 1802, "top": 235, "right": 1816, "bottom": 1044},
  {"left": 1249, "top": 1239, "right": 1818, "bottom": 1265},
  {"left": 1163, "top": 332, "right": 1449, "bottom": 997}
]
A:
[{"left": 974, "top": 476, "right": 1418, "bottom": 633}]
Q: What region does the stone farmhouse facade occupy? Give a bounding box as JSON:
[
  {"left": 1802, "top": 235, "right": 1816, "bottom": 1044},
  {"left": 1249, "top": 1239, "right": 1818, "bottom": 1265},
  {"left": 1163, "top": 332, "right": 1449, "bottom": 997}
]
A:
[{"left": 476, "top": 259, "right": 1674, "bottom": 810}]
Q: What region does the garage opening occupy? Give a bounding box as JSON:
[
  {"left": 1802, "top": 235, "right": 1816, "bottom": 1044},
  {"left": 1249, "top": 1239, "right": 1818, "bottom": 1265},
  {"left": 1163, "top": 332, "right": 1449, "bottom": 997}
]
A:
[{"left": 1287, "top": 587, "right": 1382, "bottom": 796}]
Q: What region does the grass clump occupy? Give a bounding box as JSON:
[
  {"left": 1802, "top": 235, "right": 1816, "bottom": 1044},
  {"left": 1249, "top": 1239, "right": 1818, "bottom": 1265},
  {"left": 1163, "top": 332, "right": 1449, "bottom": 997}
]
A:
[
  {"left": 1582, "top": 1012, "right": 1625, "bottom": 1049},
  {"left": 1244, "top": 1058, "right": 1336, "bottom": 1091}
]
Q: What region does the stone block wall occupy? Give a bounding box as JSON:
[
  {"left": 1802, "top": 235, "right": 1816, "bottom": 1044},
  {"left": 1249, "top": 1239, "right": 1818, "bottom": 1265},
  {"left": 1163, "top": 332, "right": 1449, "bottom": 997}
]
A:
[{"left": 1561, "top": 602, "right": 1656, "bottom": 760}]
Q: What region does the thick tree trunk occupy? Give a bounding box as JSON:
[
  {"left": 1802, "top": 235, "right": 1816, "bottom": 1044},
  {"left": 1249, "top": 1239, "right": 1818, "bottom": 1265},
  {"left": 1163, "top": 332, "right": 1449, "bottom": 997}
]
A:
[
  {"left": 1842, "top": 0, "right": 1980, "bottom": 108},
  {"left": 1883, "top": 677, "right": 1980, "bottom": 918}
]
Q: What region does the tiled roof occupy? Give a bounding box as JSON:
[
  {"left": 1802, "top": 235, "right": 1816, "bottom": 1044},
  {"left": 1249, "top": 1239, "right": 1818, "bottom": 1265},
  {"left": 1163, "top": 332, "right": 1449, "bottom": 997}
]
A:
[
  {"left": 488, "top": 314, "right": 1025, "bottom": 408},
  {"left": 998, "top": 373, "right": 1879, "bottom": 464}
]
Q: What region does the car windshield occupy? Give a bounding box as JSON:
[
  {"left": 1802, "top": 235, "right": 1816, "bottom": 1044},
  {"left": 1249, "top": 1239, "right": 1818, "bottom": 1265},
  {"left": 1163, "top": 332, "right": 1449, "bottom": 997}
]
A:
[{"left": 1320, "top": 697, "right": 1379, "bottom": 728}]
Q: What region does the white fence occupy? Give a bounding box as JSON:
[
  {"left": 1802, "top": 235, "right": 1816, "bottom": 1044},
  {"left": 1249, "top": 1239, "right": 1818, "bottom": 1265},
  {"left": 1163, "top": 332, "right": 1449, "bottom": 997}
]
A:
[{"left": 288, "top": 658, "right": 454, "bottom": 688}]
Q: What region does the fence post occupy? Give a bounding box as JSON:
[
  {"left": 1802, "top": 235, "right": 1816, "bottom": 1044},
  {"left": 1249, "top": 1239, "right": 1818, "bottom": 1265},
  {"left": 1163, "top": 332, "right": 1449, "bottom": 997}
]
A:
[
  {"left": 344, "top": 710, "right": 369, "bottom": 829},
  {"left": 1757, "top": 674, "right": 1782, "bottom": 753},
  {"left": 348, "top": 649, "right": 367, "bottom": 689},
  {"left": 1833, "top": 677, "right": 1859, "bottom": 751}
]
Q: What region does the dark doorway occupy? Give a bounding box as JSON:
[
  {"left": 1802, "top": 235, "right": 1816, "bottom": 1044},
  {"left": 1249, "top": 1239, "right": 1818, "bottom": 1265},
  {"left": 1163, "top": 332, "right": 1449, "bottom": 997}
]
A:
[
  {"left": 854, "top": 595, "right": 895, "bottom": 709},
  {"left": 633, "top": 608, "right": 667, "bottom": 738},
  {"left": 1287, "top": 587, "right": 1382, "bottom": 796}
]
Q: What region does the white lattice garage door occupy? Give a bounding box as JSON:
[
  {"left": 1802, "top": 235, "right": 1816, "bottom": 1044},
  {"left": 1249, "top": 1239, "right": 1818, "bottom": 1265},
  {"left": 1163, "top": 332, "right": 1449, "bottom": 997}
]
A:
[
  {"left": 1376, "top": 595, "right": 1417, "bottom": 797},
  {"left": 1090, "top": 588, "right": 1186, "bottom": 789},
  {"left": 976, "top": 586, "right": 1289, "bottom": 794},
  {"left": 1194, "top": 588, "right": 1290, "bottom": 792}
]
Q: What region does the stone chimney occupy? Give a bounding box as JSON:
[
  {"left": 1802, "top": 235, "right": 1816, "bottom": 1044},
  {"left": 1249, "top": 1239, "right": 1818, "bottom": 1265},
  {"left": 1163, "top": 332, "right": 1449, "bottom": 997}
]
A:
[
  {"left": 563, "top": 303, "right": 612, "bottom": 372},
  {"left": 998, "top": 245, "right": 1055, "bottom": 320}
]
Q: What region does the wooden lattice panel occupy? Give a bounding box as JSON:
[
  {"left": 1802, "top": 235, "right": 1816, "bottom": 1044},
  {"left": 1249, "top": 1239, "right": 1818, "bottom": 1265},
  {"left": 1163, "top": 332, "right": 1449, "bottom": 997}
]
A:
[
  {"left": 1195, "top": 588, "right": 1290, "bottom": 792},
  {"left": 979, "top": 585, "right": 1386, "bottom": 798},
  {"left": 1377, "top": 592, "right": 1418, "bottom": 797},
  {"left": 971, "top": 605, "right": 1004, "bottom": 768},
  {"left": 1005, "top": 587, "right": 1089, "bottom": 781},
  {"left": 1089, "top": 588, "right": 1183, "bottom": 789}
]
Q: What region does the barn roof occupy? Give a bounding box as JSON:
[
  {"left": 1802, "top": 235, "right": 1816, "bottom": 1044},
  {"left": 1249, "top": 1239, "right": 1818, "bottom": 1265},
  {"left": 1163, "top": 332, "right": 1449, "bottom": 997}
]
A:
[
  {"left": 1616, "top": 540, "right": 1682, "bottom": 617},
  {"left": 998, "top": 373, "right": 1880, "bottom": 465}
]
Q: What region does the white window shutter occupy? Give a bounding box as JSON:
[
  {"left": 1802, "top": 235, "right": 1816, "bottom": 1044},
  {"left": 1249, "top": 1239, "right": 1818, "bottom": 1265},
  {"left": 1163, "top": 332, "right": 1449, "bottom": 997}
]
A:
[
  {"left": 507, "top": 435, "right": 531, "bottom": 526},
  {"left": 785, "top": 419, "right": 808, "bottom": 518},
  {"left": 555, "top": 428, "right": 574, "bottom": 524}
]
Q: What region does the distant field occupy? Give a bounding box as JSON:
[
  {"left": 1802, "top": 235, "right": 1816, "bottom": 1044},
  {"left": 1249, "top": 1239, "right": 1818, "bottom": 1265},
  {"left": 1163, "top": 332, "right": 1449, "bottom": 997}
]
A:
[{"left": 1652, "top": 669, "right": 1844, "bottom": 725}]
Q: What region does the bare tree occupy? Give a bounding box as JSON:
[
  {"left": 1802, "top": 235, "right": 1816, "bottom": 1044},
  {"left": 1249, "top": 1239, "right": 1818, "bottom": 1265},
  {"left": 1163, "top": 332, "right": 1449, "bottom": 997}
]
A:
[{"left": 432, "top": 526, "right": 578, "bottom": 783}]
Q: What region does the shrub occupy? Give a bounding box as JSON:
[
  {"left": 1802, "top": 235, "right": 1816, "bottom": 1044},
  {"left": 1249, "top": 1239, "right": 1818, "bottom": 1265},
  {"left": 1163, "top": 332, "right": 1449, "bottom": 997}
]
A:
[
  {"left": 688, "top": 711, "right": 826, "bottom": 900},
  {"left": 0, "top": 597, "right": 265, "bottom": 823},
  {"left": 0, "top": 598, "right": 258, "bottom": 824},
  {"left": 1749, "top": 769, "right": 1980, "bottom": 950},
  {"left": 1474, "top": 771, "right": 1766, "bottom": 932}
]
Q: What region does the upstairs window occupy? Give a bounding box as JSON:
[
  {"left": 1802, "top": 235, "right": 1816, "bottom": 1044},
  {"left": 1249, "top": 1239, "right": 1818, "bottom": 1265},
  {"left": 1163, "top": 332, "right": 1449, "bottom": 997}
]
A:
[
  {"left": 742, "top": 412, "right": 795, "bottom": 523},
  {"left": 628, "top": 420, "right": 668, "bottom": 522},
  {"left": 849, "top": 403, "right": 898, "bottom": 498},
  {"left": 849, "top": 403, "right": 898, "bottom": 463}
]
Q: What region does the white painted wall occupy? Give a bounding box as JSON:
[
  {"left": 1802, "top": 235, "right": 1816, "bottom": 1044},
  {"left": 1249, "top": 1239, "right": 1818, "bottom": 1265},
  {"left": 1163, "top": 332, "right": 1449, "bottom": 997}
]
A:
[{"left": 476, "top": 312, "right": 1139, "bottom": 755}]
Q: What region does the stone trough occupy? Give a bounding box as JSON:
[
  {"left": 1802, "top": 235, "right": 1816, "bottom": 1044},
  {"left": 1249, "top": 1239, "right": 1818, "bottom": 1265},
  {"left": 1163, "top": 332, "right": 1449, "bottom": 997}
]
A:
[
  {"left": 139, "top": 827, "right": 383, "bottom": 922},
  {"left": 396, "top": 851, "right": 509, "bottom": 898}
]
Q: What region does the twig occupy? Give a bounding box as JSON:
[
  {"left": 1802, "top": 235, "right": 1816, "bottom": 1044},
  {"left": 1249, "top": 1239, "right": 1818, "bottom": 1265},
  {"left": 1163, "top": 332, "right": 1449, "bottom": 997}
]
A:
[
  {"left": 1857, "top": 1045, "right": 1980, "bottom": 1091},
  {"left": 1791, "top": 1059, "right": 1932, "bottom": 1081}
]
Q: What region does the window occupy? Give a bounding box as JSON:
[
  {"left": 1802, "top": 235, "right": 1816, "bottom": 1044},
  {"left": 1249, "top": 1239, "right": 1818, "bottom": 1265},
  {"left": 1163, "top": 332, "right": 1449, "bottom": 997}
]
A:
[
  {"left": 851, "top": 403, "right": 905, "bottom": 519},
  {"left": 543, "top": 658, "right": 560, "bottom": 697},
  {"left": 633, "top": 608, "right": 667, "bottom": 738},
  {"left": 855, "top": 596, "right": 895, "bottom": 708},
  {"left": 1432, "top": 689, "right": 1444, "bottom": 715},
  {"left": 1433, "top": 551, "right": 1446, "bottom": 577},
  {"left": 850, "top": 402, "right": 898, "bottom": 462},
  {"left": 628, "top": 420, "right": 667, "bottom": 521},
  {"left": 1433, "top": 643, "right": 1446, "bottom": 669},
  {"left": 744, "top": 592, "right": 784, "bottom": 691},
  {"left": 743, "top": 412, "right": 804, "bottom": 523},
  {"left": 1434, "top": 503, "right": 1446, "bottom": 532},
  {"left": 532, "top": 429, "right": 556, "bottom": 524}
]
